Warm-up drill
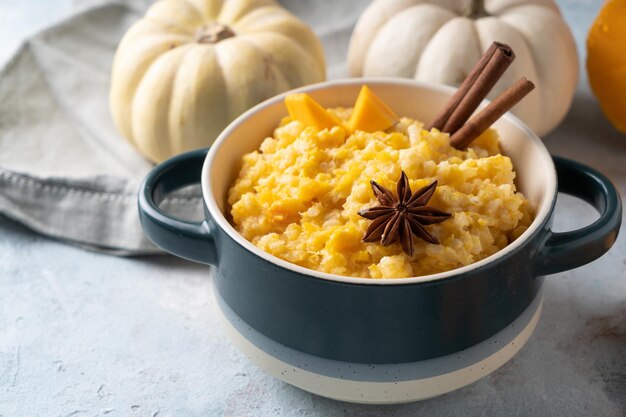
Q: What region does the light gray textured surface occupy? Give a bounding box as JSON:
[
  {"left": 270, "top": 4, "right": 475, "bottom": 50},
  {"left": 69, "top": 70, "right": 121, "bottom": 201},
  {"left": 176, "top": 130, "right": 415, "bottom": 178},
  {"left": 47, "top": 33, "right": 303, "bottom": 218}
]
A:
[{"left": 1, "top": 1, "right": 625, "bottom": 416}]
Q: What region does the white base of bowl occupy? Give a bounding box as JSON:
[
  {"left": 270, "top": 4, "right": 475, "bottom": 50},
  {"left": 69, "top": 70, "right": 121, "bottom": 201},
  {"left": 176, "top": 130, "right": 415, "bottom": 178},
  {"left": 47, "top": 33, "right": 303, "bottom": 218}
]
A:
[{"left": 214, "top": 288, "right": 543, "bottom": 404}]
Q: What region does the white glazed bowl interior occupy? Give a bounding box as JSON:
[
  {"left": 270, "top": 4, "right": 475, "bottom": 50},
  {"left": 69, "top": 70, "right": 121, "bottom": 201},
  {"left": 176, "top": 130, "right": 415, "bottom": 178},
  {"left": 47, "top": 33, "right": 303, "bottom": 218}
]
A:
[{"left": 202, "top": 78, "right": 556, "bottom": 285}]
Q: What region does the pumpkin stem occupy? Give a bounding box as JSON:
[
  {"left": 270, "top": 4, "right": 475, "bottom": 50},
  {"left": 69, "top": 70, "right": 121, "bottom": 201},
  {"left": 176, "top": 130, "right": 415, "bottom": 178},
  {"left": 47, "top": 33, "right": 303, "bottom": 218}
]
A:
[
  {"left": 465, "top": 0, "right": 489, "bottom": 19},
  {"left": 197, "top": 23, "right": 236, "bottom": 44}
]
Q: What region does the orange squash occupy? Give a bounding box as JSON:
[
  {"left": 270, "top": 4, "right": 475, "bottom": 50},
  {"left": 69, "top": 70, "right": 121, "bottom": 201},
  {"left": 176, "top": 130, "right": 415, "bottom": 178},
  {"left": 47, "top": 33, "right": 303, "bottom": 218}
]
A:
[
  {"left": 348, "top": 85, "right": 397, "bottom": 133},
  {"left": 285, "top": 93, "right": 342, "bottom": 131},
  {"left": 587, "top": 0, "right": 626, "bottom": 133}
]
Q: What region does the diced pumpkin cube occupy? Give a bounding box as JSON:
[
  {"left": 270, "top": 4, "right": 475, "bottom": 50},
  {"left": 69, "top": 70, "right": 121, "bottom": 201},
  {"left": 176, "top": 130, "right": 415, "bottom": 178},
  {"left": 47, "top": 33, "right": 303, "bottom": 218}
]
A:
[
  {"left": 284, "top": 93, "right": 342, "bottom": 131},
  {"left": 348, "top": 85, "right": 397, "bottom": 133}
]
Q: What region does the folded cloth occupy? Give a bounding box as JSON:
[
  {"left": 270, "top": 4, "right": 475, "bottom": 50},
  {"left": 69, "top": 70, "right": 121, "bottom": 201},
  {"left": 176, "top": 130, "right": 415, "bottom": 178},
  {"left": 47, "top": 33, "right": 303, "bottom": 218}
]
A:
[{"left": 0, "top": 0, "right": 369, "bottom": 255}]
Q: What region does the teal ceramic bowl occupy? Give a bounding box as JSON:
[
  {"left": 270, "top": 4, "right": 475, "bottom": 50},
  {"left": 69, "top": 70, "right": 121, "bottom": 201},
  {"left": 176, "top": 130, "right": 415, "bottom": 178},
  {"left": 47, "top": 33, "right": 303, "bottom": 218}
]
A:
[{"left": 138, "top": 79, "right": 621, "bottom": 403}]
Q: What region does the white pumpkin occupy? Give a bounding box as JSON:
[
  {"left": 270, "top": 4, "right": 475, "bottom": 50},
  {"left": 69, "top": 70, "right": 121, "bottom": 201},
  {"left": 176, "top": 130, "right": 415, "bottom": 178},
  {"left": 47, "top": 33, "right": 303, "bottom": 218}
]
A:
[
  {"left": 110, "top": 0, "right": 326, "bottom": 163},
  {"left": 348, "top": 0, "right": 578, "bottom": 136}
]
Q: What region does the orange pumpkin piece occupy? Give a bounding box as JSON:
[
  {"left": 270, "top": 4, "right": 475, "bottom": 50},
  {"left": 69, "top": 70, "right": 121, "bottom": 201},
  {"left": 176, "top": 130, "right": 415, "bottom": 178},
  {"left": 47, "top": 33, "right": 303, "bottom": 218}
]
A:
[
  {"left": 587, "top": 0, "right": 626, "bottom": 133},
  {"left": 348, "top": 85, "right": 398, "bottom": 133},
  {"left": 284, "top": 93, "right": 342, "bottom": 131}
]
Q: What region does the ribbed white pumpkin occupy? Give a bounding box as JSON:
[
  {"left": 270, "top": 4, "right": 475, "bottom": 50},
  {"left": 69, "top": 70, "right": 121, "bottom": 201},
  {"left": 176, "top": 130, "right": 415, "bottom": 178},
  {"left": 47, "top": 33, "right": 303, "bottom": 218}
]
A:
[
  {"left": 348, "top": 0, "right": 578, "bottom": 136},
  {"left": 110, "top": 0, "right": 326, "bottom": 163}
]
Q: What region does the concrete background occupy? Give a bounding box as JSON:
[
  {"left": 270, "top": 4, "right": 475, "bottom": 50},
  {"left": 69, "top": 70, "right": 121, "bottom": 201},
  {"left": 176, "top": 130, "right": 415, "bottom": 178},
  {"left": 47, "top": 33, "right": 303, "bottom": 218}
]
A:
[{"left": 1, "top": 0, "right": 624, "bottom": 416}]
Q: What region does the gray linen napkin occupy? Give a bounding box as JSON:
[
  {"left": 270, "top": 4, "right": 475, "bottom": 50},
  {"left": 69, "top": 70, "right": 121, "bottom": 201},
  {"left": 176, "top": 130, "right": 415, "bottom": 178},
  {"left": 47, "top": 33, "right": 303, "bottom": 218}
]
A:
[{"left": 0, "top": 0, "right": 370, "bottom": 255}]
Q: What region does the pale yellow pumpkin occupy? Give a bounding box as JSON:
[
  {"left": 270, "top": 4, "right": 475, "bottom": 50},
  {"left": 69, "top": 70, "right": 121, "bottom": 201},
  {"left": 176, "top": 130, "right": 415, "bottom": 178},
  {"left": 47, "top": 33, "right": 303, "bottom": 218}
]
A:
[
  {"left": 348, "top": 0, "right": 578, "bottom": 137},
  {"left": 110, "top": 0, "right": 326, "bottom": 163}
]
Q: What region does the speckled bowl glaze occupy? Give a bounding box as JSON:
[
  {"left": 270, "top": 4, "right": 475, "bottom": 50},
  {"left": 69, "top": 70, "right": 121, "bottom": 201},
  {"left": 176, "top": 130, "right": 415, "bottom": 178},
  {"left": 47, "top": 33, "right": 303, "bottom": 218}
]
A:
[{"left": 138, "top": 79, "right": 621, "bottom": 404}]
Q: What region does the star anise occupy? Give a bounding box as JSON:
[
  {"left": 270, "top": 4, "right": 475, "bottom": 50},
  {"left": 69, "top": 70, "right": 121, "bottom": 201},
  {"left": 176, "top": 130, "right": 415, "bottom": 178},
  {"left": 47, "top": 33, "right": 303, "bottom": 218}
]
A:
[{"left": 358, "top": 171, "right": 452, "bottom": 256}]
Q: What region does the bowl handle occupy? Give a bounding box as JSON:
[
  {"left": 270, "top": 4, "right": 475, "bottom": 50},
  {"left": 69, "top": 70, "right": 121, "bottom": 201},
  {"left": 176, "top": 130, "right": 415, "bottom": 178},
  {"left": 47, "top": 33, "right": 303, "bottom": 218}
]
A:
[
  {"left": 137, "top": 148, "right": 216, "bottom": 265},
  {"left": 537, "top": 156, "right": 622, "bottom": 275}
]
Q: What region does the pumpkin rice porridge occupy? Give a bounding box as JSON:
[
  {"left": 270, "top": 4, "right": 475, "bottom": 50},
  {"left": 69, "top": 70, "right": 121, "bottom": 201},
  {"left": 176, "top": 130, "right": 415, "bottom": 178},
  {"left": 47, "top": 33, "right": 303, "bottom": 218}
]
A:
[{"left": 227, "top": 108, "right": 533, "bottom": 279}]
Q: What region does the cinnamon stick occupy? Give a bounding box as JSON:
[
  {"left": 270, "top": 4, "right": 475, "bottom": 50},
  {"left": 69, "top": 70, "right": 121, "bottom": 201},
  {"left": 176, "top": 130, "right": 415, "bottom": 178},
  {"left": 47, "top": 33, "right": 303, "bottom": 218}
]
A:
[
  {"left": 449, "top": 77, "right": 535, "bottom": 150},
  {"left": 427, "top": 42, "right": 515, "bottom": 134}
]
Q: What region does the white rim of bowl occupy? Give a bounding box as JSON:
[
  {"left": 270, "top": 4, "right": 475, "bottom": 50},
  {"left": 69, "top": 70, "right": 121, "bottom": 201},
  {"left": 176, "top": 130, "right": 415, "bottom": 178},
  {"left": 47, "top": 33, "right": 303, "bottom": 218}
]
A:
[{"left": 202, "top": 78, "right": 556, "bottom": 286}]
